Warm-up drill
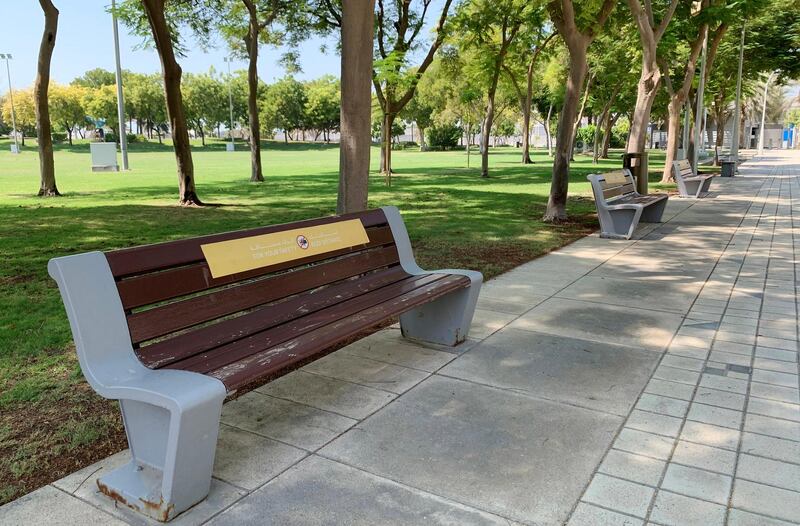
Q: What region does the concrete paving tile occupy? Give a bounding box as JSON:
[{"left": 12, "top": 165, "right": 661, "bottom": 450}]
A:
[
  {"left": 0, "top": 485, "right": 127, "bottom": 526},
  {"left": 660, "top": 463, "right": 732, "bottom": 504},
  {"left": 468, "top": 308, "right": 520, "bottom": 340},
  {"left": 731, "top": 479, "right": 800, "bottom": 523},
  {"left": 220, "top": 392, "right": 356, "bottom": 450},
  {"left": 319, "top": 375, "right": 621, "bottom": 525},
  {"left": 727, "top": 508, "right": 797, "bottom": 526},
  {"left": 479, "top": 279, "right": 559, "bottom": 304},
  {"left": 302, "top": 353, "right": 429, "bottom": 394},
  {"left": 740, "top": 432, "right": 800, "bottom": 464},
  {"left": 555, "top": 275, "right": 701, "bottom": 314},
  {"left": 582, "top": 474, "right": 654, "bottom": 518},
  {"left": 672, "top": 333, "right": 713, "bottom": 350},
  {"left": 757, "top": 337, "right": 799, "bottom": 351},
  {"left": 716, "top": 330, "right": 757, "bottom": 345},
  {"left": 256, "top": 370, "right": 396, "bottom": 419},
  {"left": 752, "top": 369, "right": 799, "bottom": 389},
  {"left": 756, "top": 346, "right": 799, "bottom": 362},
  {"left": 671, "top": 440, "right": 736, "bottom": 475},
  {"left": 626, "top": 410, "right": 683, "bottom": 438},
  {"left": 653, "top": 365, "right": 701, "bottom": 386},
  {"left": 708, "top": 350, "right": 752, "bottom": 366},
  {"left": 754, "top": 357, "right": 799, "bottom": 374},
  {"left": 649, "top": 490, "right": 726, "bottom": 526},
  {"left": 687, "top": 402, "right": 743, "bottom": 429},
  {"left": 599, "top": 449, "right": 666, "bottom": 486},
  {"left": 207, "top": 456, "right": 510, "bottom": 526},
  {"left": 712, "top": 340, "right": 755, "bottom": 356},
  {"left": 748, "top": 397, "right": 800, "bottom": 423},
  {"left": 213, "top": 425, "right": 307, "bottom": 490},
  {"left": 613, "top": 428, "right": 675, "bottom": 461},
  {"left": 568, "top": 502, "right": 644, "bottom": 526},
  {"left": 475, "top": 295, "right": 533, "bottom": 315},
  {"left": 680, "top": 421, "right": 740, "bottom": 451},
  {"left": 644, "top": 379, "right": 696, "bottom": 401},
  {"left": 339, "top": 329, "right": 457, "bottom": 372},
  {"left": 749, "top": 382, "right": 800, "bottom": 404},
  {"left": 509, "top": 298, "right": 683, "bottom": 352},
  {"left": 693, "top": 386, "right": 747, "bottom": 411},
  {"left": 666, "top": 345, "right": 709, "bottom": 360},
  {"left": 52, "top": 449, "right": 131, "bottom": 494},
  {"left": 635, "top": 394, "right": 689, "bottom": 418},
  {"left": 440, "top": 329, "right": 659, "bottom": 416},
  {"left": 744, "top": 413, "right": 800, "bottom": 442},
  {"left": 736, "top": 453, "right": 800, "bottom": 492},
  {"left": 659, "top": 355, "right": 705, "bottom": 372},
  {"left": 699, "top": 374, "right": 749, "bottom": 394}
]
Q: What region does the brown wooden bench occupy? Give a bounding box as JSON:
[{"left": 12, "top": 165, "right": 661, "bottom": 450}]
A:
[
  {"left": 48, "top": 206, "right": 482, "bottom": 521},
  {"left": 672, "top": 158, "right": 714, "bottom": 198},
  {"left": 587, "top": 169, "right": 668, "bottom": 239}
]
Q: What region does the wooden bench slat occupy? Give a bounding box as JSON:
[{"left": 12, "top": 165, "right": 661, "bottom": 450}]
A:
[
  {"left": 136, "top": 265, "right": 410, "bottom": 368},
  {"left": 116, "top": 225, "right": 395, "bottom": 310},
  {"left": 106, "top": 209, "right": 388, "bottom": 278},
  {"left": 169, "top": 272, "right": 453, "bottom": 375},
  {"left": 206, "top": 274, "right": 471, "bottom": 391},
  {"left": 603, "top": 183, "right": 636, "bottom": 199},
  {"left": 127, "top": 245, "right": 400, "bottom": 344}
]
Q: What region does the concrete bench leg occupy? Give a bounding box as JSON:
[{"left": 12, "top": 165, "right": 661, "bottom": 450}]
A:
[
  {"left": 99, "top": 393, "right": 225, "bottom": 522},
  {"left": 700, "top": 177, "right": 713, "bottom": 195},
  {"left": 677, "top": 178, "right": 704, "bottom": 198},
  {"left": 400, "top": 272, "right": 482, "bottom": 346},
  {"left": 640, "top": 198, "right": 667, "bottom": 223},
  {"left": 598, "top": 208, "right": 641, "bottom": 240}
]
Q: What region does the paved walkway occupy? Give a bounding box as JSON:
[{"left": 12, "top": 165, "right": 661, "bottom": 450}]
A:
[{"left": 2, "top": 151, "right": 799, "bottom": 526}]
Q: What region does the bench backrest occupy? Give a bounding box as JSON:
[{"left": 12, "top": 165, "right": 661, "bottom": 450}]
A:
[
  {"left": 593, "top": 169, "right": 636, "bottom": 202},
  {"left": 105, "top": 209, "right": 399, "bottom": 369},
  {"left": 672, "top": 159, "right": 693, "bottom": 178}
]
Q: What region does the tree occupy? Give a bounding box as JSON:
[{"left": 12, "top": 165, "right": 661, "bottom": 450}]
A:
[
  {"left": 140, "top": 0, "right": 200, "bottom": 205},
  {"left": 545, "top": 0, "right": 616, "bottom": 221},
  {"left": 304, "top": 75, "right": 340, "bottom": 142},
  {"left": 260, "top": 77, "right": 307, "bottom": 141},
  {"left": 126, "top": 73, "right": 167, "bottom": 140},
  {"left": 2, "top": 89, "right": 36, "bottom": 146},
  {"left": 373, "top": 0, "right": 454, "bottom": 179},
  {"left": 35, "top": 0, "right": 60, "bottom": 197},
  {"left": 625, "top": 0, "right": 679, "bottom": 157},
  {"left": 454, "top": 0, "right": 530, "bottom": 178},
  {"left": 400, "top": 93, "right": 434, "bottom": 150},
  {"left": 183, "top": 71, "right": 227, "bottom": 146},
  {"left": 71, "top": 68, "right": 116, "bottom": 88},
  {"left": 49, "top": 84, "right": 86, "bottom": 145},
  {"left": 337, "top": 0, "right": 375, "bottom": 214},
  {"left": 83, "top": 84, "right": 121, "bottom": 138}
]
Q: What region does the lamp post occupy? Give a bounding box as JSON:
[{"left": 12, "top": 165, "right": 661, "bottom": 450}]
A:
[
  {"left": 730, "top": 23, "right": 745, "bottom": 165},
  {"left": 223, "top": 56, "right": 235, "bottom": 152},
  {"left": 0, "top": 53, "right": 19, "bottom": 154},
  {"left": 757, "top": 70, "right": 777, "bottom": 157},
  {"left": 692, "top": 33, "right": 708, "bottom": 175},
  {"left": 111, "top": 0, "right": 129, "bottom": 170}
]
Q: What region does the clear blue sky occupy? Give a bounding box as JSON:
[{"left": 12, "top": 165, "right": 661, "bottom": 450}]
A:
[{"left": 0, "top": 0, "right": 340, "bottom": 91}]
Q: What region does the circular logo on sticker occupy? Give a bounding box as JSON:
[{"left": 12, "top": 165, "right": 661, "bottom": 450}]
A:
[{"left": 296, "top": 235, "right": 309, "bottom": 250}]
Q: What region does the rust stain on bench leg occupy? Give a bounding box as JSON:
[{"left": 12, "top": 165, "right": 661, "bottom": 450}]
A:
[{"left": 97, "top": 480, "right": 175, "bottom": 523}]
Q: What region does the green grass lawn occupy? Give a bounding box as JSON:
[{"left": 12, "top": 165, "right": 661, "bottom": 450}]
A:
[{"left": 0, "top": 136, "right": 677, "bottom": 503}]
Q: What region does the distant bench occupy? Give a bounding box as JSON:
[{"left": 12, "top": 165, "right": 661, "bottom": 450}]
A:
[
  {"left": 48, "top": 206, "right": 482, "bottom": 522},
  {"left": 587, "top": 169, "right": 668, "bottom": 240},
  {"left": 672, "top": 159, "right": 714, "bottom": 198}
]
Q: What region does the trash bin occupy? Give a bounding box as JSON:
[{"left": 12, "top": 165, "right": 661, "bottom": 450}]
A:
[
  {"left": 721, "top": 160, "right": 735, "bottom": 177},
  {"left": 623, "top": 152, "right": 649, "bottom": 195}
]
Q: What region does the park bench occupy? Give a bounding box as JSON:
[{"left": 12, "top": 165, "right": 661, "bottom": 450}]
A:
[
  {"left": 672, "top": 158, "right": 715, "bottom": 198},
  {"left": 48, "top": 206, "right": 482, "bottom": 522},
  {"left": 587, "top": 169, "right": 668, "bottom": 240}
]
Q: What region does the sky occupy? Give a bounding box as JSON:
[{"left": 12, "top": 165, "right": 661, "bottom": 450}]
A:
[{"left": 0, "top": 0, "right": 340, "bottom": 91}]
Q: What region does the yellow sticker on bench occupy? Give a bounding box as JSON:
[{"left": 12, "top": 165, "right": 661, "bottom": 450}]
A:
[
  {"left": 201, "top": 219, "right": 370, "bottom": 278},
  {"left": 604, "top": 171, "right": 629, "bottom": 184}
]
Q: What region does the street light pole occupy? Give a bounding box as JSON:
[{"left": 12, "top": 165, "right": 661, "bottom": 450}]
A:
[
  {"left": 111, "top": 0, "right": 129, "bottom": 170},
  {"left": 692, "top": 33, "right": 708, "bottom": 175},
  {"left": 0, "top": 54, "right": 19, "bottom": 154},
  {"left": 730, "top": 23, "right": 745, "bottom": 165},
  {"left": 757, "top": 70, "right": 777, "bottom": 156},
  {"left": 224, "top": 56, "right": 235, "bottom": 152}
]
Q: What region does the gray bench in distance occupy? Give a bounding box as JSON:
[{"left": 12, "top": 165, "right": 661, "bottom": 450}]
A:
[
  {"left": 672, "top": 158, "right": 714, "bottom": 198},
  {"left": 587, "top": 169, "right": 668, "bottom": 240},
  {"left": 48, "top": 206, "right": 482, "bottom": 522}
]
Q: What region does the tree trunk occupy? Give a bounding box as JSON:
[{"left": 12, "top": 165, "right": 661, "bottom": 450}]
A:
[
  {"left": 546, "top": 43, "right": 588, "bottom": 222},
  {"left": 382, "top": 112, "right": 395, "bottom": 184},
  {"left": 337, "top": 0, "right": 375, "bottom": 214},
  {"left": 661, "top": 98, "right": 682, "bottom": 181},
  {"left": 243, "top": 0, "right": 265, "bottom": 182},
  {"left": 627, "top": 52, "right": 661, "bottom": 155},
  {"left": 66, "top": 124, "right": 73, "bottom": 146},
  {"left": 601, "top": 112, "right": 619, "bottom": 158},
  {"left": 545, "top": 104, "right": 553, "bottom": 156},
  {"left": 419, "top": 126, "right": 426, "bottom": 151},
  {"left": 199, "top": 124, "right": 205, "bottom": 146},
  {"left": 570, "top": 72, "right": 594, "bottom": 160},
  {"left": 35, "top": 0, "right": 59, "bottom": 197},
  {"left": 480, "top": 92, "right": 496, "bottom": 178},
  {"left": 142, "top": 0, "right": 200, "bottom": 205}
]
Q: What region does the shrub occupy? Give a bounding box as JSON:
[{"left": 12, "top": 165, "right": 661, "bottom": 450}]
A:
[
  {"left": 427, "top": 124, "right": 461, "bottom": 151},
  {"left": 51, "top": 132, "right": 67, "bottom": 143},
  {"left": 126, "top": 133, "right": 140, "bottom": 143}
]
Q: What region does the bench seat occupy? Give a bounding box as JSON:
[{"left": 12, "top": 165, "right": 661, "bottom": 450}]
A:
[
  {"left": 587, "top": 169, "right": 668, "bottom": 239},
  {"left": 49, "top": 206, "right": 481, "bottom": 521},
  {"left": 672, "top": 158, "right": 714, "bottom": 198}
]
